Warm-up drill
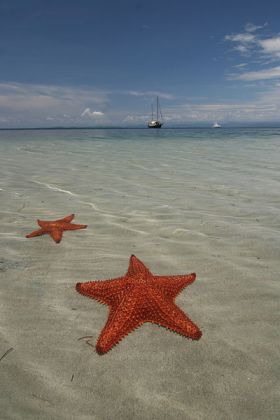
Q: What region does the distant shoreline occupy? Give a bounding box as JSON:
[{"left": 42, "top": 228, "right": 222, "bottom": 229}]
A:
[{"left": 1, "top": 125, "right": 280, "bottom": 131}]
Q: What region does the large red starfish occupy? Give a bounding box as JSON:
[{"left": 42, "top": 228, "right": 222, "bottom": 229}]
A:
[
  {"left": 76, "top": 255, "right": 202, "bottom": 354},
  {"left": 26, "top": 214, "right": 87, "bottom": 243}
]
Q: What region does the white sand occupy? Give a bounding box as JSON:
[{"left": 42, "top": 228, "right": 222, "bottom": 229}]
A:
[{"left": 0, "top": 129, "right": 279, "bottom": 419}]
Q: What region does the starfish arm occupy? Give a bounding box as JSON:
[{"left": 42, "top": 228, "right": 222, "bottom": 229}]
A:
[
  {"left": 26, "top": 228, "right": 45, "bottom": 238},
  {"left": 147, "top": 289, "right": 202, "bottom": 340},
  {"left": 96, "top": 290, "right": 143, "bottom": 354},
  {"left": 57, "top": 214, "right": 75, "bottom": 223},
  {"left": 37, "top": 219, "right": 50, "bottom": 228},
  {"left": 76, "top": 277, "right": 127, "bottom": 306},
  {"left": 64, "top": 223, "right": 87, "bottom": 231},
  {"left": 50, "top": 229, "right": 63, "bottom": 243},
  {"left": 126, "top": 255, "right": 152, "bottom": 278},
  {"left": 153, "top": 273, "right": 196, "bottom": 298}
]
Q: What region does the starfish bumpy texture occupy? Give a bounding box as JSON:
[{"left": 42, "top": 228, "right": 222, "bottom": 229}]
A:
[
  {"left": 26, "top": 214, "right": 87, "bottom": 243},
  {"left": 76, "top": 255, "right": 202, "bottom": 354}
]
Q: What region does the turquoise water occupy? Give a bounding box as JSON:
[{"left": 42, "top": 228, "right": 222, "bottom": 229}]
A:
[
  {"left": 1, "top": 127, "right": 279, "bottom": 277},
  {"left": 1, "top": 127, "right": 279, "bottom": 230}
]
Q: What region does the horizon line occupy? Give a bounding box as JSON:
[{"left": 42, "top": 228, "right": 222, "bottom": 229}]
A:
[{"left": 1, "top": 124, "right": 280, "bottom": 131}]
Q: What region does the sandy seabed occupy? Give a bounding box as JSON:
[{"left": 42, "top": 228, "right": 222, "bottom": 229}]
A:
[{"left": 0, "top": 128, "right": 279, "bottom": 419}]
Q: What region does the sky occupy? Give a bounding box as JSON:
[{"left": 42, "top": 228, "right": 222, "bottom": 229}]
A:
[{"left": 1, "top": 0, "right": 280, "bottom": 127}]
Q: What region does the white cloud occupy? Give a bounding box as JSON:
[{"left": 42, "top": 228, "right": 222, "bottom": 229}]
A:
[
  {"left": 122, "top": 113, "right": 151, "bottom": 124},
  {"left": 0, "top": 82, "right": 108, "bottom": 127},
  {"left": 225, "top": 33, "right": 255, "bottom": 43},
  {"left": 225, "top": 30, "right": 256, "bottom": 55},
  {"left": 0, "top": 82, "right": 107, "bottom": 110},
  {"left": 0, "top": 82, "right": 180, "bottom": 127},
  {"left": 81, "top": 108, "right": 104, "bottom": 118},
  {"left": 225, "top": 23, "right": 280, "bottom": 82},
  {"left": 230, "top": 66, "right": 280, "bottom": 81},
  {"left": 234, "top": 45, "right": 250, "bottom": 54},
  {"left": 244, "top": 22, "right": 266, "bottom": 33},
  {"left": 160, "top": 85, "right": 280, "bottom": 123},
  {"left": 127, "top": 90, "right": 175, "bottom": 100},
  {"left": 259, "top": 36, "right": 280, "bottom": 57},
  {"left": 122, "top": 115, "right": 141, "bottom": 124},
  {"left": 234, "top": 63, "right": 247, "bottom": 68}
]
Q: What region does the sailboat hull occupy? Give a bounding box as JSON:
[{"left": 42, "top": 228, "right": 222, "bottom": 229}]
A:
[{"left": 148, "top": 121, "right": 162, "bottom": 128}]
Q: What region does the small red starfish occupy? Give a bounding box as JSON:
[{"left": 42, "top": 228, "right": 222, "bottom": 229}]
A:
[
  {"left": 76, "top": 255, "right": 202, "bottom": 354},
  {"left": 26, "top": 214, "right": 87, "bottom": 243}
]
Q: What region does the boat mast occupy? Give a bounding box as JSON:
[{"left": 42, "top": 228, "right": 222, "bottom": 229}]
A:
[{"left": 156, "top": 96, "right": 159, "bottom": 121}]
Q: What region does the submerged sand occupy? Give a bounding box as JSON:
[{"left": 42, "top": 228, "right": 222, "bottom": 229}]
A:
[{"left": 0, "top": 128, "right": 279, "bottom": 419}]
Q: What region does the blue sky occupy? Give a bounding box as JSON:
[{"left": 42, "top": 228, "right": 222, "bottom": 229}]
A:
[{"left": 1, "top": 0, "right": 280, "bottom": 127}]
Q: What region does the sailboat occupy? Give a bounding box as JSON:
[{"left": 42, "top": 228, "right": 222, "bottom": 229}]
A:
[
  {"left": 212, "top": 122, "right": 221, "bottom": 128},
  {"left": 148, "top": 96, "right": 163, "bottom": 128}
]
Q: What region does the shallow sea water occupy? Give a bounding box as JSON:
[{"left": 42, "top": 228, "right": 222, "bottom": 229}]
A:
[{"left": 0, "top": 128, "right": 279, "bottom": 419}]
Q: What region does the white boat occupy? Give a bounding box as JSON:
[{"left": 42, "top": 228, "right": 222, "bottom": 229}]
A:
[
  {"left": 212, "top": 122, "right": 221, "bottom": 128},
  {"left": 148, "top": 96, "right": 163, "bottom": 128}
]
